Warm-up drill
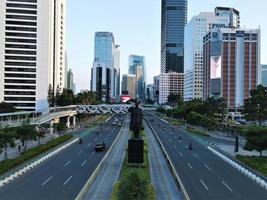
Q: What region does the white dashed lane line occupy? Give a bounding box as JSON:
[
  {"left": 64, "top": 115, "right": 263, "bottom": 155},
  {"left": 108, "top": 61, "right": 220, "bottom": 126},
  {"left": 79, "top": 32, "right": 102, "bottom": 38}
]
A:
[
  {"left": 81, "top": 160, "right": 87, "bottom": 167},
  {"left": 179, "top": 152, "right": 184, "bottom": 157},
  {"left": 222, "top": 181, "right": 233, "bottom": 192},
  {"left": 204, "top": 164, "right": 211, "bottom": 171},
  {"left": 78, "top": 150, "right": 83, "bottom": 155},
  {"left": 64, "top": 161, "right": 71, "bottom": 167},
  {"left": 187, "top": 163, "right": 193, "bottom": 169},
  {"left": 42, "top": 176, "right": 53, "bottom": 186},
  {"left": 200, "top": 179, "right": 208, "bottom": 190},
  {"left": 63, "top": 176, "right": 72, "bottom": 186}
]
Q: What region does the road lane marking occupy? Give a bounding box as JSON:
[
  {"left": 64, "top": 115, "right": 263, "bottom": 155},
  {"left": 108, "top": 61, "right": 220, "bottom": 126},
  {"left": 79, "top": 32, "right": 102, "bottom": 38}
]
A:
[
  {"left": 184, "top": 145, "right": 187, "bottom": 148},
  {"left": 81, "top": 160, "right": 87, "bottom": 167},
  {"left": 87, "top": 143, "right": 91, "bottom": 147},
  {"left": 173, "top": 144, "right": 176, "bottom": 148},
  {"left": 78, "top": 150, "right": 83, "bottom": 155},
  {"left": 92, "top": 151, "right": 95, "bottom": 155},
  {"left": 187, "top": 163, "right": 193, "bottom": 169},
  {"left": 64, "top": 161, "right": 71, "bottom": 167},
  {"left": 63, "top": 176, "right": 72, "bottom": 186},
  {"left": 193, "top": 153, "right": 198, "bottom": 158},
  {"left": 200, "top": 179, "right": 208, "bottom": 190},
  {"left": 42, "top": 176, "right": 53, "bottom": 186},
  {"left": 222, "top": 181, "right": 232, "bottom": 192},
  {"left": 179, "top": 152, "right": 183, "bottom": 157},
  {"left": 204, "top": 164, "right": 211, "bottom": 171}
]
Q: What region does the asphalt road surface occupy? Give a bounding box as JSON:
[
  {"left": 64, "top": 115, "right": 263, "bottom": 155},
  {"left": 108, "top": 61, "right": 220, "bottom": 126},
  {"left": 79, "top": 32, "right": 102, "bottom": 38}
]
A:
[
  {"left": 0, "top": 115, "right": 124, "bottom": 200},
  {"left": 145, "top": 113, "right": 267, "bottom": 200}
]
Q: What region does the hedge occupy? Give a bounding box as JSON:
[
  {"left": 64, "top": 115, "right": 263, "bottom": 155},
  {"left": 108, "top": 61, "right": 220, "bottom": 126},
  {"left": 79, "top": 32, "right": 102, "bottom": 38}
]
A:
[{"left": 0, "top": 134, "right": 73, "bottom": 175}]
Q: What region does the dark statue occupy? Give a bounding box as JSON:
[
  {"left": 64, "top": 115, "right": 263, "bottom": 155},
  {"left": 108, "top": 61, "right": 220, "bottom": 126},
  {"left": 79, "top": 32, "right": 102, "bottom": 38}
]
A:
[{"left": 128, "top": 101, "right": 143, "bottom": 138}]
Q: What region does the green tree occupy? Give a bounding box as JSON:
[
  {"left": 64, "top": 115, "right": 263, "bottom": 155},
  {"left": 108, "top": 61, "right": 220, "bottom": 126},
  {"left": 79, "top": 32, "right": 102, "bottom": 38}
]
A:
[
  {"left": 36, "top": 126, "right": 46, "bottom": 145},
  {"left": 167, "top": 93, "right": 183, "bottom": 107},
  {"left": 243, "top": 85, "right": 267, "bottom": 126},
  {"left": 0, "top": 102, "right": 17, "bottom": 113},
  {"left": 118, "top": 172, "right": 148, "bottom": 200},
  {"left": 0, "top": 127, "right": 16, "bottom": 159},
  {"left": 16, "top": 123, "right": 38, "bottom": 152},
  {"left": 47, "top": 84, "right": 54, "bottom": 107},
  {"left": 75, "top": 90, "right": 100, "bottom": 105},
  {"left": 243, "top": 126, "right": 267, "bottom": 156}
]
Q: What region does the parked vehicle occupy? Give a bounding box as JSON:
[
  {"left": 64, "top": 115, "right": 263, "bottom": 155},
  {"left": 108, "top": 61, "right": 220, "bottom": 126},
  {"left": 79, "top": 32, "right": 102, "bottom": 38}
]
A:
[
  {"left": 226, "top": 112, "right": 246, "bottom": 125},
  {"left": 117, "top": 123, "right": 122, "bottom": 127},
  {"left": 95, "top": 142, "right": 106, "bottom": 152}
]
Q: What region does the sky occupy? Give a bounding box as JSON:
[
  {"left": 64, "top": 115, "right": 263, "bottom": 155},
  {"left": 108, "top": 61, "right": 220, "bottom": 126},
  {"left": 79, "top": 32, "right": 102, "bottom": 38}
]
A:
[{"left": 67, "top": 0, "right": 267, "bottom": 92}]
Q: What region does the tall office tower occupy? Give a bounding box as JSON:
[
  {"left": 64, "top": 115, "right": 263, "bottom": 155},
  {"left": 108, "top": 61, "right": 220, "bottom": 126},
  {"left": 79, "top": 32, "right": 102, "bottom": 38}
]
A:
[
  {"left": 184, "top": 12, "right": 233, "bottom": 101},
  {"left": 0, "top": 0, "right": 66, "bottom": 111},
  {"left": 215, "top": 7, "right": 240, "bottom": 28},
  {"left": 159, "top": 72, "right": 184, "bottom": 104},
  {"left": 146, "top": 84, "right": 155, "bottom": 101},
  {"left": 161, "top": 0, "right": 187, "bottom": 73},
  {"left": 66, "top": 69, "right": 75, "bottom": 92},
  {"left": 113, "top": 45, "right": 120, "bottom": 99},
  {"left": 203, "top": 28, "right": 260, "bottom": 108},
  {"left": 128, "top": 55, "right": 146, "bottom": 101},
  {"left": 153, "top": 75, "right": 160, "bottom": 103},
  {"left": 121, "top": 74, "right": 136, "bottom": 99},
  {"left": 261, "top": 65, "right": 267, "bottom": 87},
  {"left": 91, "top": 32, "right": 119, "bottom": 102}
]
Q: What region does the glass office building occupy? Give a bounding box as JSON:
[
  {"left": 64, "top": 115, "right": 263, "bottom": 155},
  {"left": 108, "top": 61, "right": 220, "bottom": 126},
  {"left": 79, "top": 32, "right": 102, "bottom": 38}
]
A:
[
  {"left": 128, "top": 55, "right": 146, "bottom": 101},
  {"left": 161, "top": 0, "right": 188, "bottom": 73}
]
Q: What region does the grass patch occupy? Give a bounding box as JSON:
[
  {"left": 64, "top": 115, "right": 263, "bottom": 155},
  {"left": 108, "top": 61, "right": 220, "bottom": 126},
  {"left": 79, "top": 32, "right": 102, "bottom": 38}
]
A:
[
  {"left": 186, "top": 127, "right": 210, "bottom": 137},
  {"left": 109, "top": 131, "right": 155, "bottom": 200},
  {"left": 0, "top": 134, "right": 73, "bottom": 175},
  {"left": 236, "top": 155, "right": 267, "bottom": 176}
]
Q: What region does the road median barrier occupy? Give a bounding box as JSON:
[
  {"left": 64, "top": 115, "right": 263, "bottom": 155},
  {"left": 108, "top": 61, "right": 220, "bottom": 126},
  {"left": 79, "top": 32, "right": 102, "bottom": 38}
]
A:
[
  {"left": 0, "top": 136, "right": 78, "bottom": 188},
  {"left": 208, "top": 146, "right": 267, "bottom": 190}
]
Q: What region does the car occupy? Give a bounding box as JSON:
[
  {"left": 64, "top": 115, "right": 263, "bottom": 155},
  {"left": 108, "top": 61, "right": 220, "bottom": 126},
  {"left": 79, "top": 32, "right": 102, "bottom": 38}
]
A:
[
  {"left": 114, "top": 118, "right": 119, "bottom": 122},
  {"left": 117, "top": 123, "right": 122, "bottom": 127},
  {"left": 112, "top": 121, "right": 116, "bottom": 125},
  {"left": 95, "top": 142, "right": 106, "bottom": 152}
]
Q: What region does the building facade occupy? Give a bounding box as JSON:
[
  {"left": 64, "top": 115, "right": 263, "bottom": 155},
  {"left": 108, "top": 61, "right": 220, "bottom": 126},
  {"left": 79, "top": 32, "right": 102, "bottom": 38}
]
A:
[
  {"left": 128, "top": 55, "right": 146, "bottom": 101},
  {"left": 184, "top": 11, "right": 233, "bottom": 101},
  {"left": 159, "top": 73, "right": 184, "bottom": 104},
  {"left": 203, "top": 28, "right": 260, "bottom": 108},
  {"left": 121, "top": 74, "right": 136, "bottom": 99},
  {"left": 215, "top": 7, "right": 240, "bottom": 28},
  {"left": 0, "top": 0, "right": 66, "bottom": 111},
  {"left": 146, "top": 84, "right": 154, "bottom": 101},
  {"left": 91, "top": 32, "right": 120, "bottom": 102},
  {"left": 67, "top": 68, "right": 75, "bottom": 93},
  {"left": 153, "top": 75, "right": 160, "bottom": 103},
  {"left": 260, "top": 65, "right": 267, "bottom": 87},
  {"left": 161, "top": 0, "right": 187, "bottom": 73}
]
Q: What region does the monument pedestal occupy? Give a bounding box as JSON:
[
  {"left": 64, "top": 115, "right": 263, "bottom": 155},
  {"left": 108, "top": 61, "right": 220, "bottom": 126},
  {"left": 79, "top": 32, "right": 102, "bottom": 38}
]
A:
[{"left": 128, "top": 138, "right": 144, "bottom": 163}]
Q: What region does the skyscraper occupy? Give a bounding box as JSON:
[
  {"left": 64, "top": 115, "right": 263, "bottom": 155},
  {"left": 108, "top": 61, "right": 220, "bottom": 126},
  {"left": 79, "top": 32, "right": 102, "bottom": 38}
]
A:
[
  {"left": 215, "top": 7, "right": 240, "bottom": 28},
  {"left": 128, "top": 55, "right": 146, "bottom": 101},
  {"left": 67, "top": 69, "right": 75, "bottom": 94},
  {"left": 161, "top": 0, "right": 187, "bottom": 73},
  {"left": 121, "top": 74, "right": 136, "bottom": 99},
  {"left": 184, "top": 11, "right": 234, "bottom": 101},
  {"left": 0, "top": 0, "right": 66, "bottom": 111},
  {"left": 203, "top": 28, "right": 260, "bottom": 108},
  {"left": 91, "top": 32, "right": 120, "bottom": 102}
]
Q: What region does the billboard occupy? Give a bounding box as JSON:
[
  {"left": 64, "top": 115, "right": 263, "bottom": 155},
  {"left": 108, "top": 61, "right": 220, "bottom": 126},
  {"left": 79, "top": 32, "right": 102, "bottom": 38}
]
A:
[{"left": 210, "top": 56, "right": 222, "bottom": 79}]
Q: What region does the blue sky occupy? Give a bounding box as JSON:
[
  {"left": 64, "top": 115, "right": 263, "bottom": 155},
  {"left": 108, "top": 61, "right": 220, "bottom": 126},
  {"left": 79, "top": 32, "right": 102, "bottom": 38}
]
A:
[{"left": 67, "top": 0, "right": 266, "bottom": 92}]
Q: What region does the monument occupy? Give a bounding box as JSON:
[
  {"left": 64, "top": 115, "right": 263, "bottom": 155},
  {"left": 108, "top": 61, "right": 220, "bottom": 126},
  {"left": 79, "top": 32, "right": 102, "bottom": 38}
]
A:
[{"left": 128, "top": 101, "right": 144, "bottom": 163}]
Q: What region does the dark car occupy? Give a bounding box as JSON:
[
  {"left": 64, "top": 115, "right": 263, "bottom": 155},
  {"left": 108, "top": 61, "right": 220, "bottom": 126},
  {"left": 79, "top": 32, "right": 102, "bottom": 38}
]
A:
[{"left": 95, "top": 142, "right": 106, "bottom": 152}]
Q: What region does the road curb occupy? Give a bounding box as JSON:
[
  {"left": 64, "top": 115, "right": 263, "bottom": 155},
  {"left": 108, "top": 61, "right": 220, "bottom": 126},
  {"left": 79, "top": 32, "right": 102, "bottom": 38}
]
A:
[
  {"left": 0, "top": 137, "right": 78, "bottom": 188},
  {"left": 144, "top": 118, "right": 190, "bottom": 200},
  {"left": 75, "top": 118, "right": 125, "bottom": 200},
  {"left": 208, "top": 146, "right": 267, "bottom": 190}
]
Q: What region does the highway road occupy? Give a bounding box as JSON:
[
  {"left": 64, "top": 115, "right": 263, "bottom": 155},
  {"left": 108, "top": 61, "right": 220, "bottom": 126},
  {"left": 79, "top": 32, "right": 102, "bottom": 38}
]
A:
[
  {"left": 145, "top": 113, "right": 267, "bottom": 200},
  {"left": 0, "top": 115, "right": 124, "bottom": 200}
]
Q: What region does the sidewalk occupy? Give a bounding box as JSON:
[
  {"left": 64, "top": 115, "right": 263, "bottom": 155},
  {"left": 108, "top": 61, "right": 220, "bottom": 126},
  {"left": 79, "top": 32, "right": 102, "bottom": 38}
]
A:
[
  {"left": 84, "top": 116, "right": 129, "bottom": 200},
  {"left": 144, "top": 122, "right": 182, "bottom": 200}
]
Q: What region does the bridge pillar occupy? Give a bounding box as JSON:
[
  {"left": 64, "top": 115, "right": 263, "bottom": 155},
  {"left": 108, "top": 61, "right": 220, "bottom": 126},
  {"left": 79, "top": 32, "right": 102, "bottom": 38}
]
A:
[
  {"left": 50, "top": 121, "right": 54, "bottom": 134},
  {"left": 73, "top": 115, "right": 76, "bottom": 127},
  {"left": 66, "top": 116, "right": 71, "bottom": 128}
]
